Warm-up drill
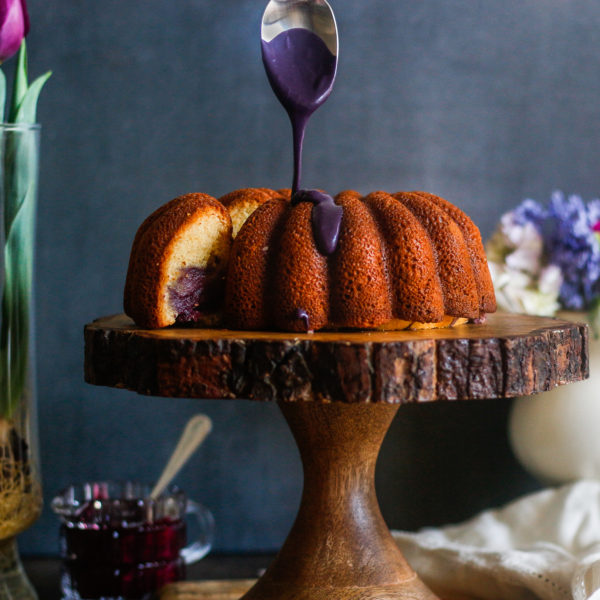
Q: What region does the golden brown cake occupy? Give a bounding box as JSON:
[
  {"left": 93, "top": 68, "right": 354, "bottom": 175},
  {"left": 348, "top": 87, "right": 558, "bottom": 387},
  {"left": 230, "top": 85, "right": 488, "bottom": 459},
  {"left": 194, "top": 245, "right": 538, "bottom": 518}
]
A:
[
  {"left": 219, "top": 188, "right": 290, "bottom": 237},
  {"left": 123, "top": 193, "right": 232, "bottom": 328},
  {"left": 124, "top": 188, "right": 496, "bottom": 332},
  {"left": 225, "top": 189, "right": 496, "bottom": 332}
]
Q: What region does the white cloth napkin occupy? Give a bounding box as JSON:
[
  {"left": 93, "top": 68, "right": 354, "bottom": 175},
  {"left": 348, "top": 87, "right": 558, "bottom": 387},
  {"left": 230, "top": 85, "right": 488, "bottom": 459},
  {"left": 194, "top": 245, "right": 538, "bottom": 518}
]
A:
[{"left": 392, "top": 480, "right": 600, "bottom": 600}]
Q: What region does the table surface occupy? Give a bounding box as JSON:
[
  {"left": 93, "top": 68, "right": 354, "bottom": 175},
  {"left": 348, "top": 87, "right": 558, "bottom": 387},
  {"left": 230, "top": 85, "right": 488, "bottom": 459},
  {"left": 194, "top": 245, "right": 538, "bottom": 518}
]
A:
[
  {"left": 24, "top": 554, "right": 274, "bottom": 600},
  {"left": 24, "top": 554, "right": 476, "bottom": 600}
]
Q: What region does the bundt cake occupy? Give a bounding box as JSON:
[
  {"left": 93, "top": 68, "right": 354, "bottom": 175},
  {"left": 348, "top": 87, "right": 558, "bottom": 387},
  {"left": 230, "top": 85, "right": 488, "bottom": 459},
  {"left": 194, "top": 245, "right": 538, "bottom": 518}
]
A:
[{"left": 124, "top": 187, "right": 496, "bottom": 332}]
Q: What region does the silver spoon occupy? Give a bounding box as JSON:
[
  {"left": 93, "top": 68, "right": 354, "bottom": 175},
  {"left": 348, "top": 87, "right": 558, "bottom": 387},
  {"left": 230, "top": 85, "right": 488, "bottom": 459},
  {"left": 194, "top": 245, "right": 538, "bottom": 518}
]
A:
[
  {"left": 150, "top": 414, "right": 212, "bottom": 500},
  {"left": 261, "top": 0, "right": 338, "bottom": 57}
]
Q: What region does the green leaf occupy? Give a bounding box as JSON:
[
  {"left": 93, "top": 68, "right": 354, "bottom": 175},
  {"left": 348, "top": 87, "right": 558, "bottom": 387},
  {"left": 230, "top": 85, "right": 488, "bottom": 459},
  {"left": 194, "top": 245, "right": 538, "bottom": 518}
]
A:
[
  {"left": 8, "top": 41, "right": 28, "bottom": 122},
  {"left": 0, "top": 130, "right": 37, "bottom": 418},
  {"left": 0, "top": 179, "right": 36, "bottom": 417},
  {"left": 3, "top": 130, "right": 38, "bottom": 237},
  {"left": 14, "top": 71, "right": 52, "bottom": 124},
  {"left": 0, "top": 70, "right": 6, "bottom": 123}
]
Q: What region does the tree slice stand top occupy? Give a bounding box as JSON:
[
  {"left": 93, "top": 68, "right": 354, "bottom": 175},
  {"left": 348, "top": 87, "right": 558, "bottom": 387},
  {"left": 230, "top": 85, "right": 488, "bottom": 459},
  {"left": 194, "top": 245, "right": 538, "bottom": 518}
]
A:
[{"left": 84, "top": 313, "right": 588, "bottom": 402}]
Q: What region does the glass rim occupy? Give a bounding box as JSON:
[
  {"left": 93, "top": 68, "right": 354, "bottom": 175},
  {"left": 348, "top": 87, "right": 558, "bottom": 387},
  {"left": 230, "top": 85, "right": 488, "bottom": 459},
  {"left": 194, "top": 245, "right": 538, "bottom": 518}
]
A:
[
  {"left": 51, "top": 480, "right": 188, "bottom": 524},
  {"left": 54, "top": 480, "right": 186, "bottom": 502},
  {"left": 0, "top": 122, "right": 41, "bottom": 131}
]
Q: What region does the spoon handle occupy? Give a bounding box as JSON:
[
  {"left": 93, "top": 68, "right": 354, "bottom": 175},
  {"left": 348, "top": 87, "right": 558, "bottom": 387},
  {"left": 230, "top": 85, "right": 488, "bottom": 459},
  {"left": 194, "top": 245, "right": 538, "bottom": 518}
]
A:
[{"left": 150, "top": 414, "right": 213, "bottom": 500}]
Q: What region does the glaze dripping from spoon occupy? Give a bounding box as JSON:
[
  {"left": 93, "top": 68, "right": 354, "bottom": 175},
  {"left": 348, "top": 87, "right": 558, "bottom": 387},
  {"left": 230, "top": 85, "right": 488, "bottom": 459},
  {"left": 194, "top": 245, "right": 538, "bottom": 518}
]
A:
[{"left": 261, "top": 0, "right": 338, "bottom": 194}]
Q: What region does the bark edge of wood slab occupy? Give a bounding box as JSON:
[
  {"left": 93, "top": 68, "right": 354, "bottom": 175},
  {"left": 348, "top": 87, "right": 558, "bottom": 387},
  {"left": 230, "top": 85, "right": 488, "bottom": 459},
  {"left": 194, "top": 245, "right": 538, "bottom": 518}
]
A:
[{"left": 84, "top": 313, "right": 588, "bottom": 402}]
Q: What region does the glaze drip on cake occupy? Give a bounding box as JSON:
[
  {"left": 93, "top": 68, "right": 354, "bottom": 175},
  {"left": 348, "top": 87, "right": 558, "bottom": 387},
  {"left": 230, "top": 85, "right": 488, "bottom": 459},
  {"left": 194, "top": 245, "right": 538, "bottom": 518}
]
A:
[
  {"left": 294, "top": 307, "right": 311, "bottom": 332},
  {"left": 292, "top": 189, "right": 343, "bottom": 255}
]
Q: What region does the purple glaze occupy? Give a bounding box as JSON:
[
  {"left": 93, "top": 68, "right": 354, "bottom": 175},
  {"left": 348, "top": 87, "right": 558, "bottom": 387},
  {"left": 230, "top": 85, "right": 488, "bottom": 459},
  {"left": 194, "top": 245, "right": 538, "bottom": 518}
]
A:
[
  {"left": 294, "top": 307, "right": 311, "bottom": 332},
  {"left": 261, "top": 27, "right": 337, "bottom": 193},
  {"left": 169, "top": 267, "right": 224, "bottom": 324},
  {"left": 292, "top": 189, "right": 343, "bottom": 255}
]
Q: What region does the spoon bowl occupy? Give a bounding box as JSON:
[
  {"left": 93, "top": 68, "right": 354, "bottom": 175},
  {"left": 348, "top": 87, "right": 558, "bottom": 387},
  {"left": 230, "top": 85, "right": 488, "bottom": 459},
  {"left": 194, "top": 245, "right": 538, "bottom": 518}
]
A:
[{"left": 261, "top": 0, "right": 338, "bottom": 56}]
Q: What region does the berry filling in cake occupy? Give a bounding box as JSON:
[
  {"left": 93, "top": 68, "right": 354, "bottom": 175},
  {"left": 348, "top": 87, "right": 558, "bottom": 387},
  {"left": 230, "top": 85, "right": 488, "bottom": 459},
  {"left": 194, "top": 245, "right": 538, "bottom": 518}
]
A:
[{"left": 169, "top": 267, "right": 225, "bottom": 324}]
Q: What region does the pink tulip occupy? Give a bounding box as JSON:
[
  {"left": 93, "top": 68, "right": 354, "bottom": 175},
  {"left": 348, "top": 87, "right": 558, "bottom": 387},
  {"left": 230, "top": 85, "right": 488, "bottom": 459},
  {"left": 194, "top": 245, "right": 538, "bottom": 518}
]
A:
[
  {"left": 593, "top": 221, "right": 600, "bottom": 233},
  {"left": 0, "top": 0, "right": 29, "bottom": 63}
]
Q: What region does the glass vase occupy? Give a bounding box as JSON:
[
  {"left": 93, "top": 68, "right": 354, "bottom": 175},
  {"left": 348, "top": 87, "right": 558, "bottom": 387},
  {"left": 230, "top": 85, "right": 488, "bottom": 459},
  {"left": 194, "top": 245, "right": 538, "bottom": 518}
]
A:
[{"left": 0, "top": 123, "right": 43, "bottom": 600}]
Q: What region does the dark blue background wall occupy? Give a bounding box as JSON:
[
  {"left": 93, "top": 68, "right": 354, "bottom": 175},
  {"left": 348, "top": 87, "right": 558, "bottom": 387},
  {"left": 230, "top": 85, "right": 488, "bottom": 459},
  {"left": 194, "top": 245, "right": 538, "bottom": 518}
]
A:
[{"left": 16, "top": 0, "right": 600, "bottom": 555}]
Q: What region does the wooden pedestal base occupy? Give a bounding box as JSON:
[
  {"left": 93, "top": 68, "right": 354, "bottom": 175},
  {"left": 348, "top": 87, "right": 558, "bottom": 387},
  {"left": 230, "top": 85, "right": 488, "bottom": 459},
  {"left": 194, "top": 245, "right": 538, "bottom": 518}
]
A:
[
  {"left": 244, "top": 582, "right": 436, "bottom": 600},
  {"left": 241, "top": 402, "right": 438, "bottom": 600}
]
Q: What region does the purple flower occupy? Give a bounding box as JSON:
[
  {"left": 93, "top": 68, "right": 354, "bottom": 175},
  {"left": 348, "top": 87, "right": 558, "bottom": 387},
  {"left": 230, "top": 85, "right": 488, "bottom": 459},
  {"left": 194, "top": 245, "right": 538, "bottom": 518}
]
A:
[
  {"left": 0, "top": 0, "right": 29, "bottom": 63},
  {"left": 492, "top": 192, "right": 600, "bottom": 312},
  {"left": 512, "top": 198, "right": 547, "bottom": 229},
  {"left": 543, "top": 192, "right": 600, "bottom": 310}
]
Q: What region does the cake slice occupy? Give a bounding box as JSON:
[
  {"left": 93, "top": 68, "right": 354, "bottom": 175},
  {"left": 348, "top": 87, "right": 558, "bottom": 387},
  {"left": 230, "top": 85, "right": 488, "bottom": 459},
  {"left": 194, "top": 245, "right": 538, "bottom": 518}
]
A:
[{"left": 124, "top": 193, "right": 232, "bottom": 328}]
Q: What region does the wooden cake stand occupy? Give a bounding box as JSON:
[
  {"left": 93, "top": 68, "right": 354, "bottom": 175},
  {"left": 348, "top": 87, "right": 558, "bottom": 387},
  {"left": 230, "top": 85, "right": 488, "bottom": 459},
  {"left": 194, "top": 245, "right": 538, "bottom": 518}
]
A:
[{"left": 84, "top": 313, "right": 588, "bottom": 600}]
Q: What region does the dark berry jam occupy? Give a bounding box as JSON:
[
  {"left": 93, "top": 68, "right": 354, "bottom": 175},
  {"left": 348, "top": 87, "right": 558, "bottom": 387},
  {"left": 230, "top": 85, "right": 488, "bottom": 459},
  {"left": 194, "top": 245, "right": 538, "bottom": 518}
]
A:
[
  {"left": 60, "top": 500, "right": 186, "bottom": 599},
  {"left": 169, "top": 267, "right": 225, "bottom": 324}
]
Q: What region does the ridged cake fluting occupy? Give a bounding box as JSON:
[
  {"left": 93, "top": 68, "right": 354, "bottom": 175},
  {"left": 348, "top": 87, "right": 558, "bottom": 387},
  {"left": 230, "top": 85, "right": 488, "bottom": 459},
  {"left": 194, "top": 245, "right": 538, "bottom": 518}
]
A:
[{"left": 224, "top": 188, "right": 496, "bottom": 332}]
